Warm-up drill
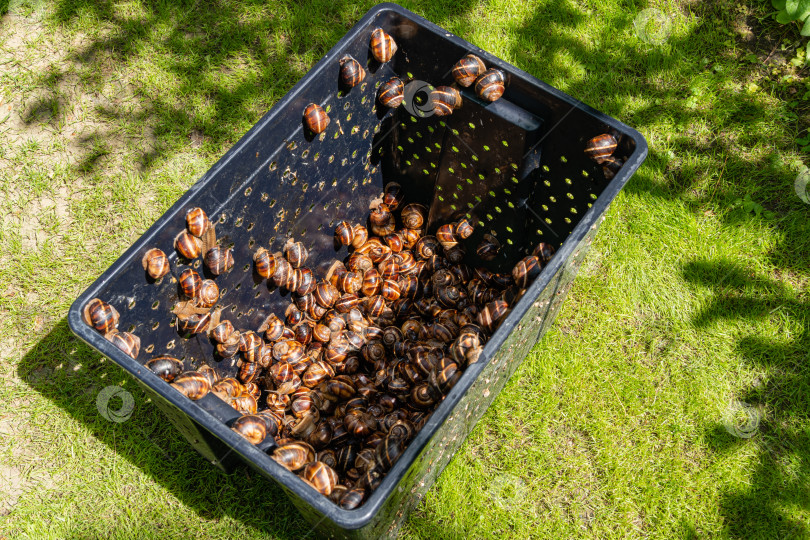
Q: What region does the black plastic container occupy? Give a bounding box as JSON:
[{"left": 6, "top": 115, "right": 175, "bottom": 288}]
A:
[{"left": 68, "top": 4, "right": 647, "bottom": 538}]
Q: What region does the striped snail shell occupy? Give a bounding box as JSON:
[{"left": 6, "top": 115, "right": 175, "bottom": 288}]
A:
[
  {"left": 178, "top": 268, "right": 202, "bottom": 298},
  {"left": 174, "top": 230, "right": 202, "bottom": 259},
  {"left": 198, "top": 365, "right": 220, "bottom": 387},
  {"left": 347, "top": 252, "right": 373, "bottom": 274},
  {"left": 512, "top": 255, "right": 542, "bottom": 288},
  {"left": 357, "top": 467, "right": 383, "bottom": 491},
  {"left": 296, "top": 267, "right": 316, "bottom": 296},
  {"left": 476, "top": 233, "right": 500, "bottom": 261},
  {"left": 364, "top": 295, "right": 386, "bottom": 319},
  {"left": 410, "top": 382, "right": 440, "bottom": 409},
  {"left": 145, "top": 355, "right": 184, "bottom": 382},
  {"left": 336, "top": 443, "right": 359, "bottom": 472},
  {"left": 380, "top": 279, "right": 401, "bottom": 302},
  {"left": 430, "top": 86, "right": 462, "bottom": 117},
  {"left": 337, "top": 270, "right": 362, "bottom": 295},
  {"left": 259, "top": 313, "right": 284, "bottom": 342},
  {"left": 303, "top": 361, "right": 334, "bottom": 388},
  {"left": 318, "top": 449, "right": 338, "bottom": 471},
  {"left": 232, "top": 415, "right": 267, "bottom": 445},
  {"left": 532, "top": 241, "right": 556, "bottom": 264},
  {"left": 177, "top": 312, "right": 210, "bottom": 335},
  {"left": 602, "top": 155, "right": 624, "bottom": 180},
  {"left": 273, "top": 339, "right": 305, "bottom": 365},
  {"left": 477, "top": 299, "right": 509, "bottom": 333},
  {"left": 355, "top": 448, "right": 377, "bottom": 472},
  {"left": 340, "top": 487, "right": 366, "bottom": 510},
  {"left": 414, "top": 236, "right": 440, "bottom": 260},
  {"left": 106, "top": 330, "right": 140, "bottom": 359},
  {"left": 312, "top": 323, "right": 332, "bottom": 344},
  {"left": 378, "top": 257, "right": 400, "bottom": 281},
  {"left": 584, "top": 133, "right": 618, "bottom": 164},
  {"left": 431, "top": 358, "right": 462, "bottom": 395},
  {"left": 285, "top": 241, "right": 308, "bottom": 268},
  {"left": 186, "top": 207, "right": 210, "bottom": 237},
  {"left": 264, "top": 391, "right": 289, "bottom": 413},
  {"left": 381, "top": 181, "right": 404, "bottom": 211},
  {"left": 388, "top": 418, "right": 416, "bottom": 442},
  {"left": 369, "top": 203, "right": 396, "bottom": 237},
  {"left": 432, "top": 268, "right": 456, "bottom": 287},
  {"left": 253, "top": 248, "right": 277, "bottom": 279},
  {"left": 294, "top": 322, "right": 313, "bottom": 346},
  {"left": 451, "top": 53, "right": 486, "bottom": 87},
  {"left": 454, "top": 218, "right": 474, "bottom": 240},
  {"left": 213, "top": 377, "right": 244, "bottom": 399},
  {"left": 314, "top": 281, "right": 339, "bottom": 308},
  {"left": 445, "top": 244, "right": 465, "bottom": 265},
  {"left": 171, "top": 372, "right": 212, "bottom": 400},
  {"left": 272, "top": 441, "right": 316, "bottom": 472},
  {"left": 285, "top": 304, "right": 304, "bottom": 327},
  {"left": 400, "top": 203, "right": 427, "bottom": 230},
  {"left": 303, "top": 103, "right": 329, "bottom": 134},
  {"left": 369, "top": 27, "right": 397, "bottom": 63},
  {"left": 231, "top": 392, "right": 258, "bottom": 414},
  {"left": 196, "top": 279, "right": 219, "bottom": 308},
  {"left": 83, "top": 298, "right": 120, "bottom": 333},
  {"left": 397, "top": 275, "right": 420, "bottom": 299},
  {"left": 142, "top": 248, "right": 170, "bottom": 279},
  {"left": 436, "top": 223, "right": 458, "bottom": 248},
  {"left": 344, "top": 409, "right": 375, "bottom": 437},
  {"left": 216, "top": 331, "right": 240, "bottom": 357},
  {"left": 272, "top": 257, "right": 293, "bottom": 289},
  {"left": 361, "top": 268, "right": 382, "bottom": 297},
  {"left": 399, "top": 227, "right": 420, "bottom": 249},
  {"left": 335, "top": 221, "right": 354, "bottom": 246},
  {"left": 204, "top": 246, "right": 234, "bottom": 276},
  {"left": 239, "top": 331, "right": 262, "bottom": 356},
  {"left": 375, "top": 434, "right": 406, "bottom": 471},
  {"left": 351, "top": 224, "right": 369, "bottom": 249},
  {"left": 339, "top": 55, "right": 366, "bottom": 88},
  {"left": 383, "top": 232, "right": 403, "bottom": 253},
  {"left": 378, "top": 78, "right": 404, "bottom": 108},
  {"left": 309, "top": 420, "right": 334, "bottom": 450},
  {"left": 323, "top": 374, "right": 356, "bottom": 400},
  {"left": 474, "top": 68, "right": 506, "bottom": 102}
]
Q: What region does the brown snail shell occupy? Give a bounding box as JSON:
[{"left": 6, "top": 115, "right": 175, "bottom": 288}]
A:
[
  {"left": 213, "top": 377, "right": 244, "bottom": 399},
  {"left": 452, "top": 54, "right": 486, "bottom": 87},
  {"left": 454, "top": 218, "right": 474, "bottom": 240},
  {"left": 175, "top": 230, "right": 202, "bottom": 259},
  {"left": 383, "top": 232, "right": 403, "bottom": 253},
  {"left": 231, "top": 393, "right": 258, "bottom": 414},
  {"left": 204, "top": 246, "right": 234, "bottom": 276},
  {"left": 378, "top": 78, "right": 404, "bottom": 108},
  {"left": 369, "top": 27, "right": 397, "bottom": 63},
  {"left": 477, "top": 299, "right": 509, "bottom": 333},
  {"left": 259, "top": 313, "right": 285, "bottom": 341},
  {"left": 375, "top": 434, "right": 406, "bottom": 471},
  {"left": 145, "top": 356, "right": 184, "bottom": 382},
  {"left": 177, "top": 312, "right": 210, "bottom": 335},
  {"left": 314, "top": 281, "right": 339, "bottom": 308},
  {"left": 335, "top": 221, "right": 354, "bottom": 246},
  {"left": 285, "top": 241, "right": 308, "bottom": 268},
  {"left": 369, "top": 204, "right": 395, "bottom": 237},
  {"left": 602, "top": 155, "right": 624, "bottom": 180},
  {"left": 400, "top": 203, "right": 427, "bottom": 230},
  {"left": 296, "top": 268, "right": 316, "bottom": 296},
  {"left": 361, "top": 268, "right": 382, "bottom": 297},
  {"left": 198, "top": 365, "right": 220, "bottom": 387},
  {"left": 532, "top": 242, "right": 556, "bottom": 264},
  {"left": 302, "top": 461, "right": 339, "bottom": 496},
  {"left": 476, "top": 233, "right": 500, "bottom": 261},
  {"left": 253, "top": 248, "right": 277, "bottom": 279},
  {"left": 474, "top": 68, "right": 506, "bottom": 102},
  {"left": 106, "top": 330, "right": 140, "bottom": 359},
  {"left": 431, "top": 357, "right": 462, "bottom": 394},
  {"left": 303, "top": 103, "right": 329, "bottom": 134},
  {"left": 512, "top": 255, "right": 542, "bottom": 288},
  {"left": 340, "top": 487, "right": 365, "bottom": 510},
  {"left": 83, "top": 298, "right": 120, "bottom": 334},
  {"left": 171, "top": 372, "right": 212, "bottom": 400},
  {"left": 380, "top": 279, "right": 401, "bottom": 302},
  {"left": 337, "top": 271, "right": 362, "bottom": 295},
  {"left": 399, "top": 228, "right": 420, "bottom": 249},
  {"left": 339, "top": 55, "right": 366, "bottom": 88},
  {"left": 142, "top": 248, "right": 170, "bottom": 279},
  {"left": 197, "top": 279, "right": 219, "bottom": 308},
  {"left": 232, "top": 415, "right": 267, "bottom": 445},
  {"left": 431, "top": 86, "right": 462, "bottom": 116},
  {"left": 272, "top": 441, "right": 316, "bottom": 472},
  {"left": 351, "top": 224, "right": 369, "bottom": 249},
  {"left": 178, "top": 268, "right": 202, "bottom": 298},
  {"left": 584, "top": 133, "right": 618, "bottom": 164},
  {"left": 186, "top": 207, "right": 210, "bottom": 237}
]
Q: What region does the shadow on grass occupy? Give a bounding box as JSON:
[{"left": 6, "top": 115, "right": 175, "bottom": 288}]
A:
[
  {"left": 17, "top": 318, "right": 313, "bottom": 539},
  {"left": 683, "top": 260, "right": 810, "bottom": 538}
]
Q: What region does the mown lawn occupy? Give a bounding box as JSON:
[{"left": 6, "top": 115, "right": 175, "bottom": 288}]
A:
[{"left": 1, "top": 0, "right": 809, "bottom": 538}]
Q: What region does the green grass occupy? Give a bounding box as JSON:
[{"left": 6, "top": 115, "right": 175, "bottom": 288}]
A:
[{"left": 1, "top": 0, "right": 809, "bottom": 538}]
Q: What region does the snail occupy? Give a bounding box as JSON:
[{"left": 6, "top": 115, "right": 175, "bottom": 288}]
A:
[
  {"left": 259, "top": 313, "right": 285, "bottom": 341},
  {"left": 253, "top": 248, "right": 277, "bottom": 279},
  {"left": 232, "top": 415, "right": 267, "bottom": 445},
  {"left": 303, "top": 103, "right": 329, "bottom": 134},
  {"left": 584, "top": 133, "right": 618, "bottom": 164},
  {"left": 454, "top": 218, "right": 474, "bottom": 240},
  {"left": 340, "top": 487, "right": 365, "bottom": 510},
  {"left": 186, "top": 207, "right": 210, "bottom": 237},
  {"left": 602, "top": 155, "right": 624, "bottom": 180},
  {"left": 477, "top": 299, "right": 509, "bottom": 333},
  {"left": 400, "top": 203, "right": 427, "bottom": 230},
  {"left": 476, "top": 234, "right": 500, "bottom": 261},
  {"left": 451, "top": 54, "right": 486, "bottom": 87},
  {"left": 430, "top": 86, "right": 462, "bottom": 116},
  {"left": 532, "top": 242, "right": 555, "bottom": 264},
  {"left": 177, "top": 312, "right": 210, "bottom": 335},
  {"left": 178, "top": 268, "right": 202, "bottom": 298},
  {"left": 474, "top": 68, "right": 506, "bottom": 102},
  {"left": 145, "top": 356, "right": 184, "bottom": 382},
  {"left": 171, "top": 372, "right": 212, "bottom": 400},
  {"left": 378, "top": 78, "right": 404, "bottom": 108},
  {"left": 335, "top": 221, "right": 355, "bottom": 246},
  {"left": 285, "top": 241, "right": 308, "bottom": 268},
  {"left": 512, "top": 255, "right": 541, "bottom": 288},
  {"left": 175, "top": 230, "right": 202, "bottom": 259},
  {"left": 142, "top": 248, "right": 170, "bottom": 279},
  {"left": 369, "top": 204, "right": 395, "bottom": 237},
  {"left": 211, "top": 319, "right": 235, "bottom": 343},
  {"left": 83, "top": 298, "right": 119, "bottom": 334},
  {"left": 106, "top": 330, "right": 140, "bottom": 359},
  {"left": 204, "top": 246, "right": 234, "bottom": 276},
  {"left": 339, "top": 55, "right": 365, "bottom": 88},
  {"left": 302, "top": 461, "right": 339, "bottom": 496},
  {"left": 369, "top": 27, "right": 397, "bottom": 63},
  {"left": 197, "top": 279, "right": 219, "bottom": 308},
  {"left": 272, "top": 441, "right": 316, "bottom": 472}
]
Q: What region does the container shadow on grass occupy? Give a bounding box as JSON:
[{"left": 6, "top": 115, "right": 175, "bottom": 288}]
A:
[
  {"left": 683, "top": 260, "right": 810, "bottom": 538},
  {"left": 17, "top": 318, "right": 313, "bottom": 539}
]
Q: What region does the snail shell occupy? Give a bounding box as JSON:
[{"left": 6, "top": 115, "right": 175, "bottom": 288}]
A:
[
  {"left": 383, "top": 232, "right": 403, "bottom": 253},
  {"left": 584, "top": 133, "right": 618, "bottom": 164},
  {"left": 410, "top": 382, "right": 440, "bottom": 409},
  {"left": 477, "top": 299, "right": 509, "bottom": 333},
  {"left": 361, "top": 268, "right": 382, "bottom": 297},
  {"left": 454, "top": 218, "right": 474, "bottom": 240},
  {"left": 369, "top": 204, "right": 396, "bottom": 237},
  {"left": 476, "top": 233, "right": 501, "bottom": 261},
  {"left": 232, "top": 415, "right": 267, "bottom": 445},
  {"left": 375, "top": 434, "right": 406, "bottom": 471},
  {"left": 532, "top": 242, "right": 556, "bottom": 264},
  {"left": 259, "top": 313, "right": 285, "bottom": 342},
  {"left": 340, "top": 487, "right": 365, "bottom": 510},
  {"left": 314, "top": 281, "right": 339, "bottom": 308},
  {"left": 337, "top": 271, "right": 362, "bottom": 295},
  {"left": 296, "top": 268, "right": 316, "bottom": 296},
  {"left": 302, "top": 461, "right": 339, "bottom": 496},
  {"left": 272, "top": 257, "right": 293, "bottom": 289},
  {"left": 309, "top": 420, "right": 333, "bottom": 450},
  {"left": 380, "top": 279, "right": 401, "bottom": 302},
  {"left": 285, "top": 241, "right": 308, "bottom": 268},
  {"left": 378, "top": 257, "right": 400, "bottom": 281},
  {"left": 431, "top": 86, "right": 462, "bottom": 116},
  {"left": 197, "top": 279, "right": 219, "bottom": 308},
  {"left": 378, "top": 78, "right": 404, "bottom": 108},
  {"left": 303, "top": 361, "right": 334, "bottom": 388},
  {"left": 452, "top": 54, "right": 486, "bottom": 87},
  {"left": 204, "top": 246, "right": 234, "bottom": 276},
  {"left": 369, "top": 27, "right": 397, "bottom": 63},
  {"left": 512, "top": 255, "right": 542, "bottom": 288},
  {"left": 399, "top": 228, "right": 420, "bottom": 249},
  {"left": 175, "top": 230, "right": 202, "bottom": 259},
  {"left": 106, "top": 330, "right": 140, "bottom": 359},
  {"left": 339, "top": 55, "right": 366, "bottom": 88},
  {"left": 198, "top": 365, "right": 220, "bottom": 387},
  {"left": 253, "top": 248, "right": 277, "bottom": 279},
  {"left": 83, "top": 298, "right": 120, "bottom": 333},
  {"left": 178, "top": 268, "right": 203, "bottom": 298},
  {"left": 400, "top": 203, "right": 427, "bottom": 230},
  {"left": 171, "top": 372, "right": 212, "bottom": 400},
  {"left": 303, "top": 103, "right": 329, "bottom": 134},
  {"left": 474, "top": 68, "right": 506, "bottom": 102},
  {"left": 142, "top": 248, "right": 170, "bottom": 279},
  {"left": 272, "top": 441, "right": 316, "bottom": 472},
  {"left": 145, "top": 355, "right": 184, "bottom": 382},
  {"left": 231, "top": 393, "right": 258, "bottom": 414},
  {"left": 414, "top": 236, "right": 440, "bottom": 260},
  {"left": 213, "top": 377, "right": 244, "bottom": 399},
  {"left": 602, "top": 155, "right": 624, "bottom": 180},
  {"left": 318, "top": 449, "right": 338, "bottom": 471},
  {"left": 335, "top": 221, "right": 354, "bottom": 246},
  {"left": 177, "top": 312, "right": 210, "bottom": 335},
  {"left": 431, "top": 357, "right": 462, "bottom": 394},
  {"left": 186, "top": 207, "right": 210, "bottom": 237},
  {"left": 351, "top": 224, "right": 369, "bottom": 249}
]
